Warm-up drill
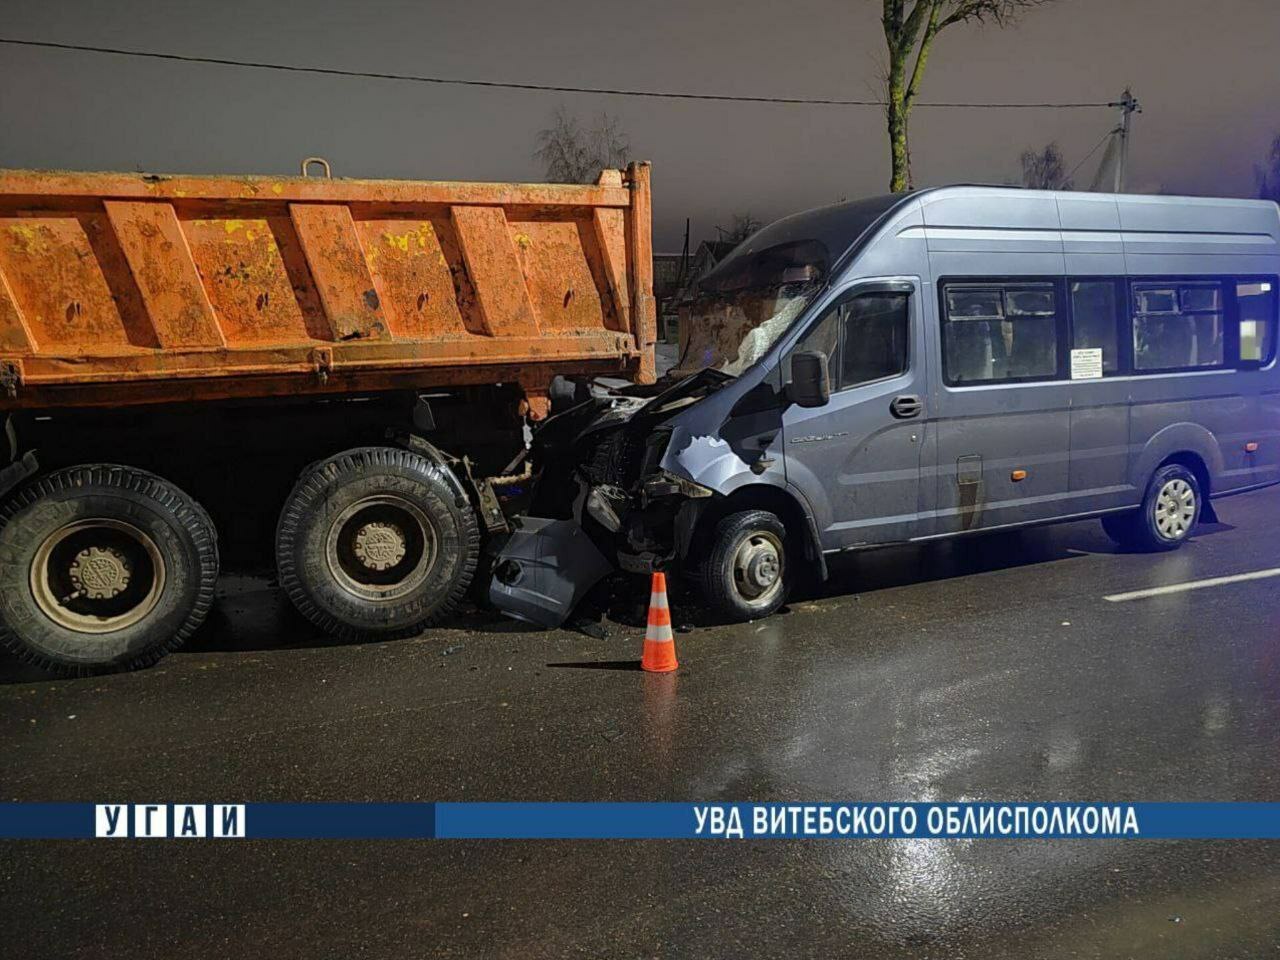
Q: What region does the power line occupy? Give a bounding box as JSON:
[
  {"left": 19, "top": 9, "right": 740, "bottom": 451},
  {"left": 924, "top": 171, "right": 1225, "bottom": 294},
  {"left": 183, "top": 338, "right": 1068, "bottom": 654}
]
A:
[
  {"left": 0, "top": 37, "right": 1116, "bottom": 110},
  {"left": 1065, "top": 127, "right": 1117, "bottom": 183}
]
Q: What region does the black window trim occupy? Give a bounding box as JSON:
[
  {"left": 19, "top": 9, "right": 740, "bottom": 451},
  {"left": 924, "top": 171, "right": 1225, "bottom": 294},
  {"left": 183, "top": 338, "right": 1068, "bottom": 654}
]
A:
[{"left": 938, "top": 272, "right": 1280, "bottom": 387}]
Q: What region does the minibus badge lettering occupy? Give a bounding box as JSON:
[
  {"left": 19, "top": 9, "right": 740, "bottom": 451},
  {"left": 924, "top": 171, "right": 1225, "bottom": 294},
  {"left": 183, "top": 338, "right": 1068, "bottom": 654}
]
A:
[{"left": 791, "top": 433, "right": 849, "bottom": 444}]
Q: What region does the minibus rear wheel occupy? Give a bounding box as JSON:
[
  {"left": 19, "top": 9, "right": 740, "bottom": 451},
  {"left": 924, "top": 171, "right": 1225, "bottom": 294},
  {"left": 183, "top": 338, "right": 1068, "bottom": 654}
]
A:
[
  {"left": 698, "top": 509, "right": 792, "bottom": 622},
  {"left": 1101, "top": 463, "right": 1201, "bottom": 552}
]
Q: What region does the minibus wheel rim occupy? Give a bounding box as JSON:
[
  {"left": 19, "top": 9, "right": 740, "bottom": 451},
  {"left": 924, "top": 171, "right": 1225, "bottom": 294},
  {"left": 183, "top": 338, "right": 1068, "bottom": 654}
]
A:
[
  {"left": 1154, "top": 478, "right": 1196, "bottom": 540},
  {"left": 733, "top": 531, "right": 784, "bottom": 605},
  {"left": 30, "top": 519, "right": 166, "bottom": 634}
]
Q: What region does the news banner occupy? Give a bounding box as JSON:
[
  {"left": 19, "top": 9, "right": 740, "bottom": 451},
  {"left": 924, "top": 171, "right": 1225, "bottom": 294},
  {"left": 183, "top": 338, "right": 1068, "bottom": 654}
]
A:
[{"left": 2, "top": 802, "right": 1280, "bottom": 839}]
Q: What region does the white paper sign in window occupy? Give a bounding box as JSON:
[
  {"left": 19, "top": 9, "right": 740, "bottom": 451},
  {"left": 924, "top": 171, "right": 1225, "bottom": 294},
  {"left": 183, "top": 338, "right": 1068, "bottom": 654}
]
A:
[{"left": 1071, "top": 347, "right": 1104, "bottom": 379}]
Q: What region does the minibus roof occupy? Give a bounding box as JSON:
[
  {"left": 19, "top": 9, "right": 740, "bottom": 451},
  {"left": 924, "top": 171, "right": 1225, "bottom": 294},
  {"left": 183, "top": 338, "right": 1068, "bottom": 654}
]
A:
[
  {"left": 700, "top": 192, "right": 917, "bottom": 293},
  {"left": 701, "top": 185, "right": 1280, "bottom": 296}
]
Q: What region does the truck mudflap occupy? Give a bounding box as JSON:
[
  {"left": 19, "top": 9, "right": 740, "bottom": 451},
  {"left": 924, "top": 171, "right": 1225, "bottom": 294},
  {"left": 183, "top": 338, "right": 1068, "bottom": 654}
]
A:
[
  {"left": 0, "top": 450, "right": 37, "bottom": 500},
  {"left": 488, "top": 516, "right": 613, "bottom": 627}
]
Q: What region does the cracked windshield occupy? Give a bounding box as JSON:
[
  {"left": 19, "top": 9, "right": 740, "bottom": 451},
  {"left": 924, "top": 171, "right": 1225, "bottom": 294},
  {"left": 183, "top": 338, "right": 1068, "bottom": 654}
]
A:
[{"left": 673, "top": 239, "right": 826, "bottom": 377}]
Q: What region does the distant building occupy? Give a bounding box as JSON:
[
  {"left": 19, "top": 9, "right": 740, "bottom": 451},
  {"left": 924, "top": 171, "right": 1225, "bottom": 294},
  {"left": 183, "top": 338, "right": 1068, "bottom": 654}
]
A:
[
  {"left": 671, "top": 240, "right": 738, "bottom": 306},
  {"left": 650, "top": 231, "right": 748, "bottom": 344},
  {"left": 652, "top": 252, "right": 687, "bottom": 344},
  {"left": 653, "top": 252, "right": 686, "bottom": 303},
  {"left": 657, "top": 239, "right": 741, "bottom": 343}
]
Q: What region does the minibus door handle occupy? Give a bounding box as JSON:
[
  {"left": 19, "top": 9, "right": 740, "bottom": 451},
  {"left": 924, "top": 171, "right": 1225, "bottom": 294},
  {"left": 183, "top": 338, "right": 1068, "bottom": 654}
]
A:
[{"left": 890, "top": 395, "right": 923, "bottom": 419}]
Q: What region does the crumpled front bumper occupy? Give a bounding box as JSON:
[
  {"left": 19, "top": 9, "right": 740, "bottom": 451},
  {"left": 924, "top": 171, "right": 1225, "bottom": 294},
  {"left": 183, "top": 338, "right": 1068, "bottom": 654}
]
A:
[{"left": 487, "top": 516, "right": 613, "bottom": 627}]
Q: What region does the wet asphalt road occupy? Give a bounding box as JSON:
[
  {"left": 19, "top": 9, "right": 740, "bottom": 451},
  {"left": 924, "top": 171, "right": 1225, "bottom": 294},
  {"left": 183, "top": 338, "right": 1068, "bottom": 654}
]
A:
[{"left": 2, "top": 487, "right": 1280, "bottom": 959}]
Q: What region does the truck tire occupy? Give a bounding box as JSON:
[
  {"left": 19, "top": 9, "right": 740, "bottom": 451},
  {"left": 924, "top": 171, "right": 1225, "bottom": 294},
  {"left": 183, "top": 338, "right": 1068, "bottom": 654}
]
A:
[
  {"left": 1101, "top": 463, "right": 1202, "bottom": 552},
  {"left": 698, "top": 509, "right": 791, "bottom": 622},
  {"left": 275, "top": 447, "right": 479, "bottom": 640},
  {"left": 0, "top": 465, "right": 220, "bottom": 675}
]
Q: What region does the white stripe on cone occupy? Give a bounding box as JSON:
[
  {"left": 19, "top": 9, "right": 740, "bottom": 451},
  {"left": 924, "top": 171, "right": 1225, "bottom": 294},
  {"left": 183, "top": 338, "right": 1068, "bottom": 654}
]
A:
[
  {"left": 646, "top": 620, "right": 673, "bottom": 643},
  {"left": 646, "top": 583, "right": 673, "bottom": 643}
]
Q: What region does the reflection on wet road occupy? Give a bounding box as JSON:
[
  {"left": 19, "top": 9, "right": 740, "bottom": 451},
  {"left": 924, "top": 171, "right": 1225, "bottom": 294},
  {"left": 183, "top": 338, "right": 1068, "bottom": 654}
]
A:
[{"left": 2, "top": 487, "right": 1278, "bottom": 958}]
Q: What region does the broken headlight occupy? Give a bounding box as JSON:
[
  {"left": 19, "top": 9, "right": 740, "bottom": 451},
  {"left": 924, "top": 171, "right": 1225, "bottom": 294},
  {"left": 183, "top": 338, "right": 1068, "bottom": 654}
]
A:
[{"left": 642, "top": 470, "right": 713, "bottom": 502}]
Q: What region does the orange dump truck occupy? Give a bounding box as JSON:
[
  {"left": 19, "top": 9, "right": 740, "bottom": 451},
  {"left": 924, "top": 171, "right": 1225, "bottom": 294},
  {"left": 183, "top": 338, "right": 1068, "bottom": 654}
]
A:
[{"left": 0, "top": 162, "right": 656, "bottom": 673}]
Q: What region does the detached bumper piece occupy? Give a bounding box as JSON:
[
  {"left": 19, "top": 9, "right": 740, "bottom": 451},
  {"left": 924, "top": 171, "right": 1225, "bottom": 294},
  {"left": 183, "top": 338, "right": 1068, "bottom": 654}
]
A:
[{"left": 488, "top": 517, "right": 612, "bottom": 627}]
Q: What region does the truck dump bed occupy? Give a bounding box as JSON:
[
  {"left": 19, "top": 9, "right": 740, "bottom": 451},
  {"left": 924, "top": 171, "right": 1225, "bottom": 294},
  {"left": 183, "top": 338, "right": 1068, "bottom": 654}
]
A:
[{"left": 0, "top": 163, "right": 655, "bottom": 415}]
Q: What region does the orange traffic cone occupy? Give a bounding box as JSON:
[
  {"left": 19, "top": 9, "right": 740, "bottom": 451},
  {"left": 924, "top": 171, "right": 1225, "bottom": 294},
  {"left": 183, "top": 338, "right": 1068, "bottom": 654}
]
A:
[{"left": 641, "top": 571, "right": 679, "bottom": 673}]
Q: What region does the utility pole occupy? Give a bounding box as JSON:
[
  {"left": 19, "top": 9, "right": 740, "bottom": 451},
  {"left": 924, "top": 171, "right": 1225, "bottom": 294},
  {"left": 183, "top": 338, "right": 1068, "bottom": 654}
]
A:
[
  {"left": 678, "top": 218, "right": 690, "bottom": 283},
  {"left": 1112, "top": 88, "right": 1141, "bottom": 192},
  {"left": 1089, "top": 89, "right": 1142, "bottom": 193}
]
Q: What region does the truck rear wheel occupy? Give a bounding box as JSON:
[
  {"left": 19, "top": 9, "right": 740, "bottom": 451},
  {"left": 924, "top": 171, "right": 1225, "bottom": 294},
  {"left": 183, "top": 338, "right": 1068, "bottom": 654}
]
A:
[
  {"left": 0, "top": 465, "right": 219, "bottom": 674},
  {"left": 275, "top": 447, "right": 479, "bottom": 640}
]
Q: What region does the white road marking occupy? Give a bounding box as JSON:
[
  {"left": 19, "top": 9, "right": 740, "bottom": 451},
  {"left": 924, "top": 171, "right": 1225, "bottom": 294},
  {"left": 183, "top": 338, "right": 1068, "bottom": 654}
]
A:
[{"left": 1104, "top": 568, "right": 1280, "bottom": 603}]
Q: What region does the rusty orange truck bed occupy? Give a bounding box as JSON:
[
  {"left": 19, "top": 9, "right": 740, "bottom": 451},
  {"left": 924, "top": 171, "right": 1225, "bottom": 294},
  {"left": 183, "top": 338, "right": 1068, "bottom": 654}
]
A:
[
  {"left": 0, "top": 163, "right": 656, "bottom": 675},
  {"left": 0, "top": 163, "right": 655, "bottom": 416}
]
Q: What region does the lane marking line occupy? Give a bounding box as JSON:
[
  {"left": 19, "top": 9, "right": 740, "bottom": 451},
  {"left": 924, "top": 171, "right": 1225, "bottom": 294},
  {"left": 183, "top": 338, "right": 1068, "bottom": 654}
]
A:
[{"left": 1104, "top": 568, "right": 1280, "bottom": 602}]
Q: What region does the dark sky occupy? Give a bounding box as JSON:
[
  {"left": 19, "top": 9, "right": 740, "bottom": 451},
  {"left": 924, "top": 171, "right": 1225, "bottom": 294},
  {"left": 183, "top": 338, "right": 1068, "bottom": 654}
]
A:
[{"left": 2, "top": 0, "right": 1277, "bottom": 248}]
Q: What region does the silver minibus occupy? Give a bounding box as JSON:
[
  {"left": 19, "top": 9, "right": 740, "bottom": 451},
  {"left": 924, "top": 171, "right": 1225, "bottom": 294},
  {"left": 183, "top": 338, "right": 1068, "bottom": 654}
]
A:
[{"left": 492, "top": 187, "right": 1280, "bottom": 625}]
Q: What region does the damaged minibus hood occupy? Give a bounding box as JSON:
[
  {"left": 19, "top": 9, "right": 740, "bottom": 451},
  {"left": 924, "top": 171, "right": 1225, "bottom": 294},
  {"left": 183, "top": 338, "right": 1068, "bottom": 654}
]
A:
[{"left": 486, "top": 371, "right": 743, "bottom": 626}]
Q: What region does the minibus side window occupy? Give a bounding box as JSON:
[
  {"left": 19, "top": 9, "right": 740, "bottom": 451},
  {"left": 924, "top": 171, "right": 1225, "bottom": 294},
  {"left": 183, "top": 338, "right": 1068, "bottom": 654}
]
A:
[
  {"left": 838, "top": 294, "right": 909, "bottom": 386},
  {"left": 942, "top": 282, "right": 1059, "bottom": 384},
  {"left": 788, "top": 290, "right": 910, "bottom": 391},
  {"left": 1236, "top": 280, "right": 1277, "bottom": 365},
  {"left": 1131, "top": 280, "right": 1225, "bottom": 371},
  {"left": 788, "top": 304, "right": 841, "bottom": 386},
  {"left": 1070, "top": 280, "right": 1121, "bottom": 374}
]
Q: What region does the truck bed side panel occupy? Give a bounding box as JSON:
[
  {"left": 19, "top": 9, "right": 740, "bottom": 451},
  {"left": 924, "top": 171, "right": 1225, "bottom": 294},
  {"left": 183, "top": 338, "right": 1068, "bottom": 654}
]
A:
[{"left": 0, "top": 165, "right": 656, "bottom": 411}]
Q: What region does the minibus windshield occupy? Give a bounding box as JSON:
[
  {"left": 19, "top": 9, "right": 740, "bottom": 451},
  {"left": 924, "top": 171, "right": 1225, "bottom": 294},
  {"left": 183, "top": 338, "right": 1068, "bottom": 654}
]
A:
[
  {"left": 675, "top": 273, "right": 822, "bottom": 377},
  {"left": 671, "top": 194, "right": 909, "bottom": 379}
]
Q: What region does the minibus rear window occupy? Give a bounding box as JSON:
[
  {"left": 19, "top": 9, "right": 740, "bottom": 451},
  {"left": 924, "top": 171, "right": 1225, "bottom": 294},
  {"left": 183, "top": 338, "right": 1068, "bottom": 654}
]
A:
[{"left": 1237, "top": 280, "right": 1276, "bottom": 364}]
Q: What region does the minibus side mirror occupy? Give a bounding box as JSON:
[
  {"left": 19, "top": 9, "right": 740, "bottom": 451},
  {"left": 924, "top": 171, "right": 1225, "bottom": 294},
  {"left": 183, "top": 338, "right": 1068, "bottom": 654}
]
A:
[{"left": 788, "top": 351, "right": 831, "bottom": 408}]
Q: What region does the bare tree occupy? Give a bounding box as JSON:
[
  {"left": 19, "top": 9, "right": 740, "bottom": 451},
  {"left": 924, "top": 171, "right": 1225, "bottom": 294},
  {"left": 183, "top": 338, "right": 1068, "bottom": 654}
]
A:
[
  {"left": 716, "top": 213, "right": 762, "bottom": 245},
  {"left": 1257, "top": 132, "right": 1280, "bottom": 203},
  {"left": 534, "top": 107, "right": 630, "bottom": 184},
  {"left": 1020, "top": 141, "right": 1073, "bottom": 190},
  {"left": 879, "top": 1, "right": 1056, "bottom": 192}
]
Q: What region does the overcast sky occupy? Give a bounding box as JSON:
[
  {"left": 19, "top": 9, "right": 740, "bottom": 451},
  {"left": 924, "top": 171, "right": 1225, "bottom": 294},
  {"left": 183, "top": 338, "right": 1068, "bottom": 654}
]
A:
[{"left": 2, "top": 0, "right": 1278, "bottom": 248}]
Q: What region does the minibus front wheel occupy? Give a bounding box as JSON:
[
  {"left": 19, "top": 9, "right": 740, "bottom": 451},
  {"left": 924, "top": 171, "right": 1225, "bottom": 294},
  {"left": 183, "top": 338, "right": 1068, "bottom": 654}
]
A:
[
  {"left": 698, "top": 509, "right": 793, "bottom": 622},
  {"left": 1102, "top": 463, "right": 1202, "bottom": 552}
]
